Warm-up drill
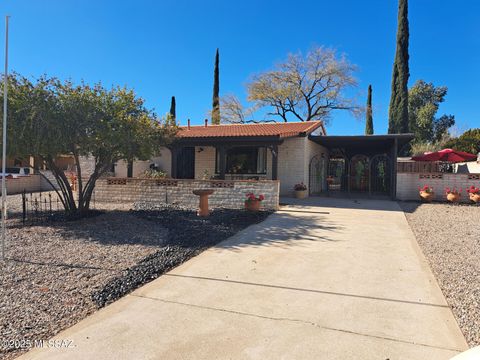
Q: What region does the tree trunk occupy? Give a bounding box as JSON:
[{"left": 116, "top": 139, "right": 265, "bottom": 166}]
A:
[
  {"left": 73, "top": 151, "right": 84, "bottom": 212},
  {"left": 79, "top": 160, "right": 112, "bottom": 212},
  {"left": 45, "top": 157, "right": 77, "bottom": 212}
]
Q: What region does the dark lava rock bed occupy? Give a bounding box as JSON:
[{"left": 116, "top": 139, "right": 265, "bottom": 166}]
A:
[{"left": 92, "top": 207, "right": 272, "bottom": 308}]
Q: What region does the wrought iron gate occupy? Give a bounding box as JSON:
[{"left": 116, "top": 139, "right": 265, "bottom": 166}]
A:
[
  {"left": 370, "top": 154, "right": 391, "bottom": 194},
  {"left": 349, "top": 155, "right": 369, "bottom": 192},
  {"left": 309, "top": 154, "right": 327, "bottom": 195}
]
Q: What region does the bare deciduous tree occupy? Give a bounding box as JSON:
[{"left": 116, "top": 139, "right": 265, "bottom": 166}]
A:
[
  {"left": 219, "top": 94, "right": 262, "bottom": 124},
  {"left": 247, "top": 46, "right": 358, "bottom": 122}
]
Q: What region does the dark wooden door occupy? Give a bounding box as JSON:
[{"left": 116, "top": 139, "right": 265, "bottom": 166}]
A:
[{"left": 176, "top": 147, "right": 195, "bottom": 179}]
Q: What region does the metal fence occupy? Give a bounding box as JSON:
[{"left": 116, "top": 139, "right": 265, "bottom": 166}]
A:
[{"left": 20, "top": 190, "right": 96, "bottom": 224}]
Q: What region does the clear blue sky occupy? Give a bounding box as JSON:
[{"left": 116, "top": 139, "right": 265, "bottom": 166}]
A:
[{"left": 2, "top": 0, "right": 479, "bottom": 135}]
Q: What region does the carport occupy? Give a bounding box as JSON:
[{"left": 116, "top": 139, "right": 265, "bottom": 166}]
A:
[{"left": 309, "top": 134, "right": 413, "bottom": 199}]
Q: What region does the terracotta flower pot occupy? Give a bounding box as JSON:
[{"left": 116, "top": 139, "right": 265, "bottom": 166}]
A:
[
  {"left": 295, "top": 190, "right": 308, "bottom": 199},
  {"left": 419, "top": 191, "right": 434, "bottom": 202},
  {"left": 245, "top": 199, "right": 261, "bottom": 211},
  {"left": 469, "top": 193, "right": 480, "bottom": 203},
  {"left": 446, "top": 193, "right": 461, "bottom": 203}
]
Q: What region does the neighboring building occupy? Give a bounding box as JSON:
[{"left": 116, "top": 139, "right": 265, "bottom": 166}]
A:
[{"left": 116, "top": 120, "right": 413, "bottom": 198}]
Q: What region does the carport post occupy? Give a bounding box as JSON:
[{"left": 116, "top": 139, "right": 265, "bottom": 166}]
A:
[
  {"left": 217, "top": 146, "right": 226, "bottom": 180},
  {"left": 270, "top": 145, "right": 278, "bottom": 180},
  {"left": 170, "top": 146, "right": 178, "bottom": 178}
]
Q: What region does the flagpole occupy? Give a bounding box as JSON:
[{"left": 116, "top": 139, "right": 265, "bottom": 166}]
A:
[{"left": 1, "top": 16, "right": 9, "bottom": 260}]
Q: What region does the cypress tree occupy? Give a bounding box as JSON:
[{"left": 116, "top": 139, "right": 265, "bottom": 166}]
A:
[
  {"left": 388, "top": 0, "right": 410, "bottom": 134},
  {"left": 365, "top": 85, "right": 374, "bottom": 135},
  {"left": 169, "top": 96, "right": 176, "bottom": 121},
  {"left": 212, "top": 48, "right": 220, "bottom": 125}
]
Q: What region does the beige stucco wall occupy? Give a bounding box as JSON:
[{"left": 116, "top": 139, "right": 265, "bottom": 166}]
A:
[
  {"left": 1, "top": 174, "right": 54, "bottom": 195},
  {"left": 115, "top": 147, "right": 172, "bottom": 178},
  {"left": 194, "top": 146, "right": 216, "bottom": 179},
  {"left": 78, "top": 155, "right": 96, "bottom": 178},
  {"left": 454, "top": 161, "right": 480, "bottom": 174}
]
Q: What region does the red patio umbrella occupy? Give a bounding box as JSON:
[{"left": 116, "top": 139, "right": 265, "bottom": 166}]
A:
[{"left": 411, "top": 148, "right": 478, "bottom": 163}]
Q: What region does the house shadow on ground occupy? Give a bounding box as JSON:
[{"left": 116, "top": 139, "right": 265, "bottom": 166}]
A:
[{"left": 214, "top": 209, "right": 343, "bottom": 252}]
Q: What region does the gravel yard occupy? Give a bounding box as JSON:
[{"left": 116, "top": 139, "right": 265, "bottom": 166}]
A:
[
  {"left": 0, "top": 194, "right": 272, "bottom": 360},
  {"left": 400, "top": 201, "right": 480, "bottom": 347}
]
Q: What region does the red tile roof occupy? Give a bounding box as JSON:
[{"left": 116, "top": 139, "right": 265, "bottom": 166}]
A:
[{"left": 177, "top": 121, "right": 324, "bottom": 139}]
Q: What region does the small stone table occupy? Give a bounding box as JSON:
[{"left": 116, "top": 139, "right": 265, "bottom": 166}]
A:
[{"left": 192, "top": 189, "right": 215, "bottom": 217}]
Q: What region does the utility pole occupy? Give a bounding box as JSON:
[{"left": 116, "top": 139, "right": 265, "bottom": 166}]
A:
[{"left": 1, "top": 16, "right": 10, "bottom": 260}]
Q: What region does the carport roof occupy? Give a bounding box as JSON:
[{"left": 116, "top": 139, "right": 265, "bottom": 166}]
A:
[{"left": 309, "top": 134, "right": 414, "bottom": 149}]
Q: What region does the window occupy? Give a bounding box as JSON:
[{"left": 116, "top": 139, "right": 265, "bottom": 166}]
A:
[{"left": 216, "top": 147, "right": 267, "bottom": 174}]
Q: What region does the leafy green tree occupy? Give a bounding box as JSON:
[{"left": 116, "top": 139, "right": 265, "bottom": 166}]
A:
[
  {"left": 212, "top": 48, "right": 220, "bottom": 125},
  {"left": 1, "top": 73, "right": 176, "bottom": 215},
  {"left": 365, "top": 85, "right": 373, "bottom": 135},
  {"left": 408, "top": 80, "right": 455, "bottom": 143},
  {"left": 445, "top": 129, "right": 480, "bottom": 154},
  {"left": 388, "top": 0, "right": 410, "bottom": 134}
]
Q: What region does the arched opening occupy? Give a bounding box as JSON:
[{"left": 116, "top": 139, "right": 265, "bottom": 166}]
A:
[
  {"left": 370, "top": 154, "right": 391, "bottom": 195},
  {"left": 327, "top": 156, "right": 346, "bottom": 192},
  {"left": 349, "top": 155, "right": 369, "bottom": 192},
  {"left": 309, "top": 154, "right": 327, "bottom": 195}
]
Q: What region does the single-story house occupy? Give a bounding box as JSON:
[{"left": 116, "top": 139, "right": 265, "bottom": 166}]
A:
[{"left": 114, "top": 120, "right": 413, "bottom": 199}]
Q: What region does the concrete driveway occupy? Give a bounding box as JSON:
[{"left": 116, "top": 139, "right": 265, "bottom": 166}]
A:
[{"left": 19, "top": 198, "right": 467, "bottom": 360}]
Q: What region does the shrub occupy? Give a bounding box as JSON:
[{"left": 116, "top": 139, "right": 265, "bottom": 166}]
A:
[
  {"left": 466, "top": 185, "right": 480, "bottom": 195},
  {"left": 445, "top": 187, "right": 461, "bottom": 195},
  {"left": 142, "top": 169, "right": 167, "bottom": 179},
  {"left": 245, "top": 193, "right": 265, "bottom": 202},
  {"left": 294, "top": 182, "right": 307, "bottom": 191},
  {"left": 418, "top": 185, "right": 433, "bottom": 193}
]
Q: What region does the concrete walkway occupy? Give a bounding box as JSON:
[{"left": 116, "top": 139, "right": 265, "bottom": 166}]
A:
[{"left": 20, "top": 198, "right": 468, "bottom": 360}]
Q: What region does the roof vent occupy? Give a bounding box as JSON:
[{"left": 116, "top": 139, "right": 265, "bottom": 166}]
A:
[
  {"left": 187, "top": 119, "right": 191, "bottom": 130},
  {"left": 204, "top": 119, "right": 208, "bottom": 127}
]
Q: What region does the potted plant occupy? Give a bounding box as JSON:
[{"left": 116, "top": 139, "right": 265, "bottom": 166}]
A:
[
  {"left": 294, "top": 182, "right": 308, "bottom": 199},
  {"left": 245, "top": 193, "right": 264, "bottom": 211},
  {"left": 445, "top": 187, "right": 461, "bottom": 203},
  {"left": 467, "top": 185, "right": 480, "bottom": 203},
  {"left": 418, "top": 185, "right": 434, "bottom": 202}
]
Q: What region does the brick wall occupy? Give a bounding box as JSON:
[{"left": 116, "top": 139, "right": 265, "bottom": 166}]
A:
[
  {"left": 94, "top": 178, "right": 280, "bottom": 210},
  {"left": 277, "top": 137, "right": 328, "bottom": 195},
  {"left": 397, "top": 172, "right": 480, "bottom": 202}
]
